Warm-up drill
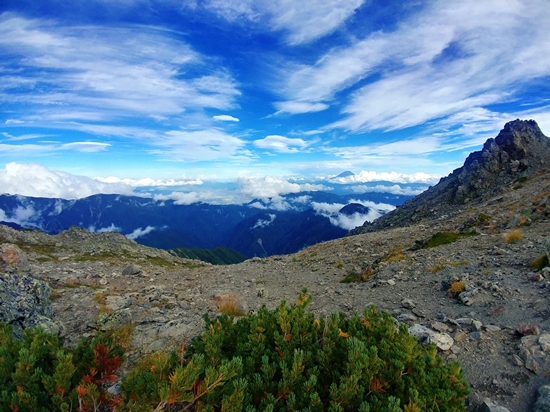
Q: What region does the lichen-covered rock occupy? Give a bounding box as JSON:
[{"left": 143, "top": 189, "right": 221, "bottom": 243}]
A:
[
  {"left": 0, "top": 243, "right": 30, "bottom": 273},
  {"left": 534, "top": 385, "right": 550, "bottom": 412},
  {"left": 122, "top": 264, "right": 142, "bottom": 276},
  {"left": 0, "top": 271, "right": 55, "bottom": 338}
]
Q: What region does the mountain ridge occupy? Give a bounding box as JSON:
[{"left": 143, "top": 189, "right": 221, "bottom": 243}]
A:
[{"left": 351, "top": 119, "right": 550, "bottom": 234}]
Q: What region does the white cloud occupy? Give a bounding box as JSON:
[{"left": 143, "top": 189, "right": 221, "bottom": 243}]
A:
[
  {"left": 126, "top": 226, "right": 156, "bottom": 240},
  {"left": 290, "top": 195, "right": 311, "bottom": 204},
  {"left": 253, "top": 135, "right": 309, "bottom": 153},
  {"left": 153, "top": 191, "right": 200, "bottom": 205},
  {"left": 60, "top": 142, "right": 110, "bottom": 152},
  {"left": 350, "top": 184, "right": 428, "bottom": 196},
  {"left": 312, "top": 200, "right": 395, "bottom": 230},
  {"left": 97, "top": 176, "right": 203, "bottom": 187},
  {"left": 331, "top": 170, "right": 440, "bottom": 184},
  {"left": 153, "top": 129, "right": 246, "bottom": 161},
  {"left": 276, "top": 0, "right": 550, "bottom": 133},
  {"left": 251, "top": 213, "right": 276, "bottom": 229},
  {"left": 238, "top": 176, "right": 328, "bottom": 199},
  {"left": 0, "top": 139, "right": 112, "bottom": 157},
  {"left": 0, "top": 204, "right": 41, "bottom": 228},
  {"left": 0, "top": 13, "right": 240, "bottom": 123},
  {"left": 0, "top": 162, "right": 136, "bottom": 199},
  {"left": 213, "top": 114, "right": 239, "bottom": 122},
  {"left": 274, "top": 101, "right": 329, "bottom": 115},
  {"left": 193, "top": 0, "right": 365, "bottom": 44},
  {"left": 1, "top": 132, "right": 50, "bottom": 141},
  {"left": 89, "top": 223, "right": 121, "bottom": 233}
]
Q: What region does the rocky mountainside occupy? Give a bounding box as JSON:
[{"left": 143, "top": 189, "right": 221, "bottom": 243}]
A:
[
  {"left": 1, "top": 119, "right": 550, "bottom": 411},
  {"left": 351, "top": 119, "right": 550, "bottom": 234}
]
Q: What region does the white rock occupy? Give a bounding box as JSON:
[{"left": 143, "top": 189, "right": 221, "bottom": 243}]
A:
[
  {"left": 539, "top": 334, "right": 550, "bottom": 352},
  {"left": 408, "top": 324, "right": 454, "bottom": 350}
]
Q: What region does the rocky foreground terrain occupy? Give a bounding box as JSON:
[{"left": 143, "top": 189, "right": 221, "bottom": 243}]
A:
[{"left": 2, "top": 120, "right": 550, "bottom": 411}]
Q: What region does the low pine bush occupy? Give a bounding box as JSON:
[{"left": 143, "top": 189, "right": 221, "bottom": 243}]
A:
[
  {"left": 122, "top": 289, "right": 469, "bottom": 411},
  {"left": 0, "top": 323, "right": 124, "bottom": 412},
  {"left": 1, "top": 290, "right": 470, "bottom": 411}
]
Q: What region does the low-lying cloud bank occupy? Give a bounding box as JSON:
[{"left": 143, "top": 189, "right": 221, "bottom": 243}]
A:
[
  {"left": 237, "top": 176, "right": 328, "bottom": 199},
  {"left": 0, "top": 204, "right": 39, "bottom": 228},
  {"left": 0, "top": 163, "right": 135, "bottom": 199},
  {"left": 0, "top": 163, "right": 428, "bottom": 207},
  {"left": 349, "top": 184, "right": 428, "bottom": 196},
  {"left": 332, "top": 171, "right": 440, "bottom": 185}
]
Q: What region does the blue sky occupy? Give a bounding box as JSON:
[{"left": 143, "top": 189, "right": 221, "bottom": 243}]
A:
[{"left": 1, "top": 0, "right": 550, "bottom": 202}]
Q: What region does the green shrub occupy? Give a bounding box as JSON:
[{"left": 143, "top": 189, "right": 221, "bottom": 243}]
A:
[
  {"left": 422, "top": 232, "right": 477, "bottom": 249},
  {"left": 122, "top": 289, "right": 469, "bottom": 411},
  {"left": 1, "top": 291, "right": 470, "bottom": 411},
  {"left": 530, "top": 253, "right": 549, "bottom": 270},
  {"left": 340, "top": 267, "right": 376, "bottom": 283},
  {"left": 0, "top": 323, "right": 124, "bottom": 412}
]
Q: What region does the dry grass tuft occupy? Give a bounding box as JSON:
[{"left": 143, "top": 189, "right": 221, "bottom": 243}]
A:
[
  {"left": 384, "top": 247, "right": 405, "bottom": 263},
  {"left": 214, "top": 293, "right": 246, "bottom": 316},
  {"left": 503, "top": 229, "right": 523, "bottom": 244},
  {"left": 94, "top": 292, "right": 108, "bottom": 305},
  {"left": 341, "top": 267, "right": 376, "bottom": 283},
  {"left": 429, "top": 263, "right": 446, "bottom": 273},
  {"left": 112, "top": 324, "right": 135, "bottom": 351},
  {"left": 530, "top": 254, "right": 550, "bottom": 270},
  {"left": 447, "top": 281, "right": 466, "bottom": 297}
]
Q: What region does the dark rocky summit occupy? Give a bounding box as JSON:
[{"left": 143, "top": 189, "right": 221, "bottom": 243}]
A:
[
  {"left": 339, "top": 202, "right": 370, "bottom": 216},
  {"left": 351, "top": 119, "right": 550, "bottom": 234}
]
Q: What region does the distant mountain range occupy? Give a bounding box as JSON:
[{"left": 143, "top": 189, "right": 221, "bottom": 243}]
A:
[{"left": 0, "top": 188, "right": 413, "bottom": 258}]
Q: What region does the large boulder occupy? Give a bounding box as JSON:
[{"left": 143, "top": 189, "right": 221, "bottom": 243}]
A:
[
  {"left": 0, "top": 243, "right": 30, "bottom": 274},
  {"left": 0, "top": 244, "right": 57, "bottom": 338}
]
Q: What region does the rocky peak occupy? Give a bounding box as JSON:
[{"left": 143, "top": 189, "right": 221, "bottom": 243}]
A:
[
  {"left": 352, "top": 119, "right": 550, "bottom": 233},
  {"left": 452, "top": 119, "right": 549, "bottom": 203}
]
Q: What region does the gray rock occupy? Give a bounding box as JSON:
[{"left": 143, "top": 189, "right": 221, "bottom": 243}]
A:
[
  {"left": 534, "top": 385, "right": 550, "bottom": 412},
  {"left": 397, "top": 313, "right": 418, "bottom": 322},
  {"left": 472, "top": 320, "right": 483, "bottom": 331},
  {"left": 409, "top": 324, "right": 454, "bottom": 350},
  {"left": 0, "top": 271, "right": 55, "bottom": 339},
  {"left": 539, "top": 334, "right": 550, "bottom": 352},
  {"left": 484, "top": 324, "right": 501, "bottom": 332},
  {"left": 459, "top": 287, "right": 478, "bottom": 306},
  {"left": 0, "top": 243, "right": 30, "bottom": 274},
  {"left": 122, "top": 264, "right": 142, "bottom": 276},
  {"left": 480, "top": 401, "right": 510, "bottom": 412}
]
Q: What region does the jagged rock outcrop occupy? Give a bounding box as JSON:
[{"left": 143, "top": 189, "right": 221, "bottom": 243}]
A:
[{"left": 351, "top": 119, "right": 550, "bottom": 234}]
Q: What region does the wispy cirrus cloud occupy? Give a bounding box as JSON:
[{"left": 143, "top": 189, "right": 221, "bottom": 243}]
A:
[
  {"left": 253, "top": 135, "right": 309, "bottom": 154},
  {"left": 276, "top": 1, "right": 550, "bottom": 135},
  {"left": 0, "top": 141, "right": 110, "bottom": 156},
  {"left": 152, "top": 129, "right": 248, "bottom": 161},
  {"left": 274, "top": 101, "right": 329, "bottom": 115},
  {"left": 0, "top": 12, "right": 240, "bottom": 123},
  {"left": 188, "top": 0, "right": 365, "bottom": 45}
]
